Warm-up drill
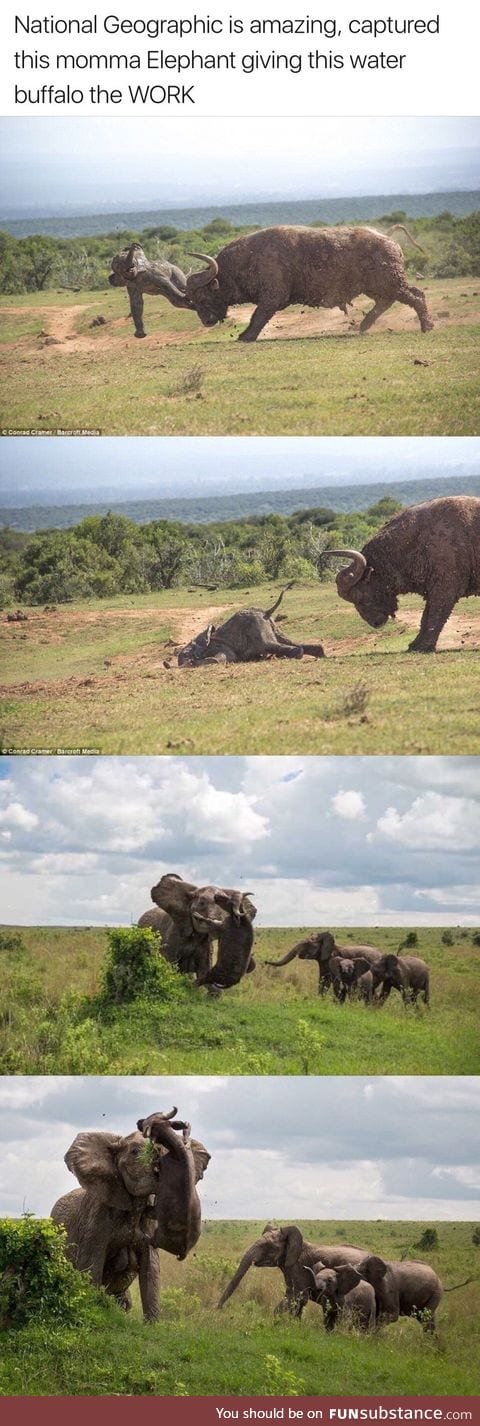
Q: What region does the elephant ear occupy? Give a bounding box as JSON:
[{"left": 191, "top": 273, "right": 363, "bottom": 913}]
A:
[
  {"left": 353, "top": 957, "right": 372, "bottom": 979},
  {"left": 316, "top": 932, "right": 334, "bottom": 960},
  {"left": 191, "top": 1140, "right": 211, "bottom": 1181},
  {"left": 384, "top": 954, "right": 400, "bottom": 972},
  {"left": 357, "top": 1254, "right": 388, "bottom": 1288},
  {"left": 280, "top": 1225, "right": 304, "bottom": 1268},
  {"left": 336, "top": 1264, "right": 361, "bottom": 1296},
  {"left": 64, "top": 1131, "right": 133, "bottom": 1210}
]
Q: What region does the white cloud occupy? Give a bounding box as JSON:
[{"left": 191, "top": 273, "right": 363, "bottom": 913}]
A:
[
  {"left": 0, "top": 801, "right": 38, "bottom": 831},
  {"left": 331, "top": 790, "right": 367, "bottom": 821},
  {"left": 375, "top": 793, "right": 480, "bottom": 850}
]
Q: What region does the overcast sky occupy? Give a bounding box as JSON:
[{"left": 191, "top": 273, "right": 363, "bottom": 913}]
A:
[
  {"left": 0, "top": 1075, "right": 478, "bottom": 1221},
  {"left": 1, "top": 117, "right": 479, "bottom": 216},
  {"left": 1, "top": 436, "right": 479, "bottom": 504},
  {"left": 1, "top": 756, "right": 479, "bottom": 926}
]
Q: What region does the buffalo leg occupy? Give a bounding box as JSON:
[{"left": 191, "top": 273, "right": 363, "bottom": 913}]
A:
[
  {"left": 408, "top": 595, "right": 456, "bottom": 652},
  {"left": 238, "top": 302, "right": 279, "bottom": 342},
  {"left": 127, "top": 284, "right": 146, "bottom": 338},
  {"left": 359, "top": 296, "right": 395, "bottom": 333},
  {"left": 396, "top": 282, "right": 434, "bottom": 332}
]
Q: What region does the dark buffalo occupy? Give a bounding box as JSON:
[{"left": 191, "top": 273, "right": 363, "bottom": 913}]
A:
[
  {"left": 109, "top": 242, "right": 190, "bottom": 336},
  {"left": 176, "top": 586, "right": 324, "bottom": 665},
  {"left": 322, "top": 495, "right": 480, "bottom": 652},
  {"left": 185, "top": 224, "right": 433, "bottom": 341}
]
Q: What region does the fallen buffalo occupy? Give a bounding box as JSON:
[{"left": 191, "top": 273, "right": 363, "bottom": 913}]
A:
[
  {"left": 321, "top": 495, "right": 480, "bottom": 652},
  {"left": 176, "top": 587, "right": 325, "bottom": 665},
  {"left": 109, "top": 242, "right": 191, "bottom": 336},
  {"left": 185, "top": 224, "right": 433, "bottom": 341}
]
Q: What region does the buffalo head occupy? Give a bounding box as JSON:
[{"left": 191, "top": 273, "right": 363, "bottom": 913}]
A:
[
  {"left": 185, "top": 253, "right": 228, "bottom": 327},
  {"left": 322, "top": 549, "right": 398, "bottom": 629}
]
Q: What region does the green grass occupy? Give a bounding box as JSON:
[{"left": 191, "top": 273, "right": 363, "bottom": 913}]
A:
[
  {"left": 1, "top": 926, "right": 478, "bottom": 1076},
  {"left": 1, "top": 279, "right": 479, "bottom": 434},
  {"left": 0, "top": 1220, "right": 478, "bottom": 1396},
  {"left": 2, "top": 583, "right": 479, "bottom": 754}
]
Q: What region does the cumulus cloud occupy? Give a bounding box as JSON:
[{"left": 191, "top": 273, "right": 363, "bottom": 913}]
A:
[
  {"left": 0, "top": 1077, "right": 478, "bottom": 1222},
  {"left": 0, "top": 757, "right": 479, "bottom": 926}
]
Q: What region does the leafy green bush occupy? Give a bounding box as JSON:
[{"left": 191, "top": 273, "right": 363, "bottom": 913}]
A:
[
  {"left": 441, "top": 930, "right": 455, "bottom": 946},
  {"left": 400, "top": 931, "right": 419, "bottom": 948},
  {"left": 414, "top": 1228, "right": 439, "bottom": 1252},
  {"left": 0, "top": 932, "right": 26, "bottom": 954},
  {"left": 0, "top": 1217, "right": 90, "bottom": 1327},
  {"left": 98, "top": 926, "right": 179, "bottom": 1008}
]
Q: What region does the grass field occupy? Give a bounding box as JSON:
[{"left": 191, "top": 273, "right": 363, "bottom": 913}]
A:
[
  {"left": 1, "top": 926, "right": 478, "bottom": 1076},
  {"left": 0, "top": 1220, "right": 478, "bottom": 1396},
  {"left": 2, "top": 582, "right": 479, "bottom": 755},
  {"left": 0, "top": 278, "right": 479, "bottom": 435}
]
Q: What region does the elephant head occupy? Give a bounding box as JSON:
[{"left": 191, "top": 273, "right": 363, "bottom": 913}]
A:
[
  {"left": 64, "top": 1128, "right": 162, "bottom": 1210},
  {"left": 136, "top": 1111, "right": 211, "bottom": 1260},
  {"left": 265, "top": 932, "right": 328, "bottom": 969},
  {"left": 149, "top": 874, "right": 257, "bottom": 991},
  {"left": 307, "top": 1261, "right": 363, "bottom": 1316},
  {"left": 218, "top": 1224, "right": 304, "bottom": 1306},
  {"left": 354, "top": 1254, "right": 399, "bottom": 1319}
]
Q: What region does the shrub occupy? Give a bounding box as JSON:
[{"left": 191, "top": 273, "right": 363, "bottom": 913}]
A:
[
  {"left": 98, "top": 926, "right": 179, "bottom": 1008},
  {"left": 413, "top": 1228, "right": 439, "bottom": 1252},
  {"left": 471, "top": 932, "right": 480, "bottom": 947},
  {"left": 401, "top": 931, "right": 419, "bottom": 948},
  {"left": 0, "top": 1217, "right": 90, "bottom": 1327},
  {"left": 472, "top": 1227, "right": 480, "bottom": 1246},
  {"left": 0, "top": 932, "right": 26, "bottom": 954},
  {"left": 441, "top": 930, "right": 455, "bottom": 946}
]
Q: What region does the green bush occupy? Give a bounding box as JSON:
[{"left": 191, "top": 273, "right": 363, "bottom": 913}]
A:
[
  {"left": 441, "top": 930, "right": 455, "bottom": 946},
  {"left": 98, "top": 926, "right": 180, "bottom": 1008},
  {"left": 0, "top": 1217, "right": 90, "bottom": 1327},
  {"left": 400, "top": 931, "right": 419, "bottom": 948},
  {"left": 414, "top": 1228, "right": 439, "bottom": 1252}
]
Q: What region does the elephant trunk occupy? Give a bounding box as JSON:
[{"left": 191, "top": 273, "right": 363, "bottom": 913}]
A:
[
  {"left": 265, "top": 946, "right": 299, "bottom": 968},
  {"left": 217, "top": 1244, "right": 262, "bottom": 1306}
]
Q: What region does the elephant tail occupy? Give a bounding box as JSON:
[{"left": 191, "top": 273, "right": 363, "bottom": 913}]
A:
[
  {"left": 443, "top": 1277, "right": 473, "bottom": 1292},
  {"left": 264, "top": 581, "right": 295, "bottom": 620}
]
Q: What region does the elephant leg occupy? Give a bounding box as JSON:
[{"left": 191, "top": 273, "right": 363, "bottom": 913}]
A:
[
  {"left": 261, "top": 639, "right": 303, "bottom": 660},
  {"left": 138, "top": 1242, "right": 161, "bottom": 1322},
  {"left": 114, "top": 1290, "right": 132, "bottom": 1312},
  {"left": 76, "top": 1221, "right": 112, "bottom": 1286},
  {"left": 238, "top": 300, "right": 279, "bottom": 342},
  {"left": 408, "top": 593, "right": 456, "bottom": 652},
  {"left": 396, "top": 281, "right": 434, "bottom": 332},
  {"left": 273, "top": 1296, "right": 290, "bottom": 1317},
  {"left": 127, "top": 283, "right": 146, "bottom": 338},
  {"left": 359, "top": 296, "right": 394, "bottom": 333}
]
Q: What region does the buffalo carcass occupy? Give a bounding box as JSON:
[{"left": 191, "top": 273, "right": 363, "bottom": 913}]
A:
[
  {"left": 321, "top": 495, "right": 480, "bottom": 653},
  {"left": 176, "top": 586, "right": 325, "bottom": 666},
  {"left": 109, "top": 242, "right": 191, "bottom": 337},
  {"left": 185, "top": 225, "right": 433, "bottom": 342}
]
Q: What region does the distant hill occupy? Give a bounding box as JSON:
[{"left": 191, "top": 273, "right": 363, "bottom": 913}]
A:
[{"left": 2, "top": 474, "right": 479, "bottom": 533}]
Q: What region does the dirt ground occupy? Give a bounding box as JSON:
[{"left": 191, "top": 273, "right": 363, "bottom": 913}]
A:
[
  {"left": 2, "top": 283, "right": 479, "bottom": 360},
  {"left": 2, "top": 601, "right": 479, "bottom": 703}
]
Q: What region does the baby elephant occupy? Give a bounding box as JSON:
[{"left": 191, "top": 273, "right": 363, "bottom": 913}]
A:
[
  {"left": 307, "top": 1261, "right": 376, "bottom": 1330},
  {"left": 330, "top": 955, "right": 374, "bottom": 1004},
  {"left": 109, "top": 242, "right": 190, "bottom": 337}
]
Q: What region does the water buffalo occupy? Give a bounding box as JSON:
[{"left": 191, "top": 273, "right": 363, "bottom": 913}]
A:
[
  {"left": 185, "top": 224, "right": 433, "bottom": 341},
  {"left": 176, "top": 586, "right": 325, "bottom": 665},
  {"left": 321, "top": 495, "right": 480, "bottom": 652},
  {"left": 109, "top": 242, "right": 190, "bottom": 336}
]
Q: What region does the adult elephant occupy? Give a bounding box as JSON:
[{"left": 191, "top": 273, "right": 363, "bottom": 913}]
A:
[
  {"left": 51, "top": 1108, "right": 210, "bottom": 1321},
  {"left": 352, "top": 1254, "right": 470, "bottom": 1333},
  {"left": 266, "top": 930, "right": 383, "bottom": 995},
  {"left": 139, "top": 872, "right": 257, "bottom": 991},
  {"left": 371, "top": 952, "right": 430, "bottom": 1005}
]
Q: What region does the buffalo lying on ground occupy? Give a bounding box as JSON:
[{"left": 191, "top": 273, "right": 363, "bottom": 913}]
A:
[
  {"left": 322, "top": 495, "right": 480, "bottom": 652},
  {"left": 109, "top": 242, "right": 190, "bottom": 336},
  {"left": 185, "top": 224, "right": 433, "bottom": 341},
  {"left": 176, "top": 587, "right": 325, "bottom": 665}
]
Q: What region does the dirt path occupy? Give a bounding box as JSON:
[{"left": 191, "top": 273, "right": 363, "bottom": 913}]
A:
[
  {"left": 2, "top": 280, "right": 479, "bottom": 359},
  {"left": 395, "top": 609, "right": 480, "bottom": 651}
]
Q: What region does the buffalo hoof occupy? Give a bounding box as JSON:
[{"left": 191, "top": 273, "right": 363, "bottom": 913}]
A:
[
  {"left": 134, "top": 330, "right": 147, "bottom": 339},
  {"left": 421, "top": 319, "right": 434, "bottom": 332},
  {"left": 237, "top": 330, "right": 257, "bottom": 343},
  {"left": 407, "top": 640, "right": 436, "bottom": 653}
]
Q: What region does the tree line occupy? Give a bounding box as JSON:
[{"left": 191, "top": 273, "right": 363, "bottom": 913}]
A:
[
  {"left": 0, "top": 210, "right": 479, "bottom": 294},
  {"left": 1, "top": 498, "right": 401, "bottom": 606}
]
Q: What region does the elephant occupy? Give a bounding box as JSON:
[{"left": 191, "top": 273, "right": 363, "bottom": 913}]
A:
[
  {"left": 139, "top": 872, "right": 257, "bottom": 991},
  {"left": 51, "top": 1107, "right": 210, "bottom": 1321},
  {"left": 108, "top": 242, "right": 190, "bottom": 336},
  {"left": 370, "top": 953, "right": 430, "bottom": 1005},
  {"left": 217, "top": 1224, "right": 379, "bottom": 1320},
  {"left": 266, "top": 930, "right": 383, "bottom": 995},
  {"left": 305, "top": 1261, "right": 376, "bottom": 1330},
  {"left": 353, "top": 1254, "right": 472, "bottom": 1332},
  {"left": 329, "top": 955, "right": 374, "bottom": 1004}
]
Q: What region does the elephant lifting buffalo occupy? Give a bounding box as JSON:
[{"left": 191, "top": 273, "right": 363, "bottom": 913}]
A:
[
  {"left": 51, "top": 1108, "right": 211, "bottom": 1321},
  {"left": 138, "top": 872, "right": 257, "bottom": 991},
  {"left": 218, "top": 1224, "right": 469, "bottom": 1333}
]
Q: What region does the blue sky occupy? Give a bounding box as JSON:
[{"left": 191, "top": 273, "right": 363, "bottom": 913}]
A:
[
  {"left": 1, "top": 755, "right": 479, "bottom": 926},
  {"left": 1, "top": 436, "right": 479, "bottom": 503},
  {"left": 0, "top": 1076, "right": 478, "bottom": 1221},
  {"left": 1, "top": 117, "right": 479, "bottom": 216}
]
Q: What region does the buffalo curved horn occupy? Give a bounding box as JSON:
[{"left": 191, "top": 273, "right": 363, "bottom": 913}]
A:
[
  {"left": 321, "top": 548, "right": 367, "bottom": 592},
  {"left": 187, "top": 252, "right": 219, "bottom": 288}
]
